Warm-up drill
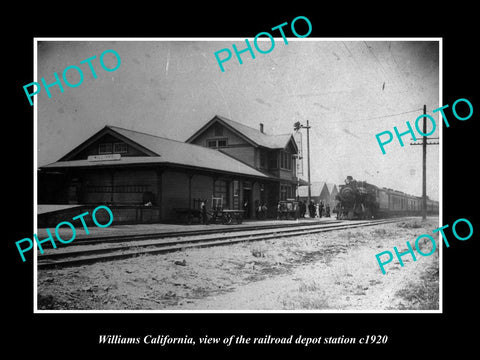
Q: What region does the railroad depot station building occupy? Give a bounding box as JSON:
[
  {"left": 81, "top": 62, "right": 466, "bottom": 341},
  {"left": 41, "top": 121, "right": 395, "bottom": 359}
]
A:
[{"left": 38, "top": 115, "right": 304, "bottom": 225}]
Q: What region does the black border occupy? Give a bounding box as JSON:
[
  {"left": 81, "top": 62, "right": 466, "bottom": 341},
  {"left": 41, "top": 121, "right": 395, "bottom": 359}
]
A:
[{"left": 6, "top": 5, "right": 478, "bottom": 356}]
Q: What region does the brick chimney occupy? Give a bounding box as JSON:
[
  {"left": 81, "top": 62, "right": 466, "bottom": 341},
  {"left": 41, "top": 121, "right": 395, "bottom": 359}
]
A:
[{"left": 259, "top": 123, "right": 264, "bottom": 133}]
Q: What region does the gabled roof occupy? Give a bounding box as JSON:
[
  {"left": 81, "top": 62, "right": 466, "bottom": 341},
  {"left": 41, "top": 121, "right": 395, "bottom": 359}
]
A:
[
  {"left": 298, "top": 181, "right": 329, "bottom": 197},
  {"left": 58, "top": 125, "right": 159, "bottom": 161},
  {"left": 186, "top": 115, "right": 298, "bottom": 153},
  {"left": 41, "top": 125, "right": 273, "bottom": 180},
  {"left": 326, "top": 183, "right": 338, "bottom": 194}
]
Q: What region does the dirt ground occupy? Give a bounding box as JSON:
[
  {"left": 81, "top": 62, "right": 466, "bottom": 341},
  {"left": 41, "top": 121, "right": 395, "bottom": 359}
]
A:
[{"left": 37, "top": 217, "right": 440, "bottom": 311}]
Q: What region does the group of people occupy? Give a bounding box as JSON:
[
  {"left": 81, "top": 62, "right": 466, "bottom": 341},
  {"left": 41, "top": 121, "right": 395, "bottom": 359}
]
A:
[
  {"left": 200, "top": 198, "right": 331, "bottom": 225},
  {"left": 242, "top": 200, "right": 268, "bottom": 220},
  {"left": 298, "top": 200, "right": 330, "bottom": 218}
]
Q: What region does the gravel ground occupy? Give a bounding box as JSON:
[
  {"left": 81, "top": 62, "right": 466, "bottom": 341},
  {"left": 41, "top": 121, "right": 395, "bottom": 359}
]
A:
[{"left": 37, "top": 217, "right": 440, "bottom": 311}]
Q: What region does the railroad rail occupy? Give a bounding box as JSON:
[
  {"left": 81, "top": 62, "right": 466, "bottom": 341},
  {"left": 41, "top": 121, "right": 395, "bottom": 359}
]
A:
[
  {"left": 53, "top": 219, "right": 344, "bottom": 247},
  {"left": 37, "top": 218, "right": 403, "bottom": 269}
]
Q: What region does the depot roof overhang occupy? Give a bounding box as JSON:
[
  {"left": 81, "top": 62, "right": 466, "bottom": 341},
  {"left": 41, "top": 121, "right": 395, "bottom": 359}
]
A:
[{"left": 39, "top": 156, "right": 280, "bottom": 182}]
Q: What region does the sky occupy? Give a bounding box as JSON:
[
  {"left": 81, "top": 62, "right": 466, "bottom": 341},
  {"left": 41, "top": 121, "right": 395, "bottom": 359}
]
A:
[{"left": 36, "top": 39, "right": 440, "bottom": 200}]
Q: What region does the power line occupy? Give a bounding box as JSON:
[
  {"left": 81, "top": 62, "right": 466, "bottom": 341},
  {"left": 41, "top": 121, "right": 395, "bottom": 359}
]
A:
[
  {"left": 301, "top": 108, "right": 425, "bottom": 132},
  {"left": 353, "top": 108, "right": 423, "bottom": 123}
]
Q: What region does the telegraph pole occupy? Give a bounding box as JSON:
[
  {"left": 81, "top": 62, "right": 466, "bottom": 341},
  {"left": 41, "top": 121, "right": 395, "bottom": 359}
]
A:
[
  {"left": 422, "top": 105, "right": 427, "bottom": 220},
  {"left": 410, "top": 105, "right": 439, "bottom": 220},
  {"left": 306, "top": 120, "right": 311, "bottom": 204},
  {"left": 294, "top": 120, "right": 312, "bottom": 204}
]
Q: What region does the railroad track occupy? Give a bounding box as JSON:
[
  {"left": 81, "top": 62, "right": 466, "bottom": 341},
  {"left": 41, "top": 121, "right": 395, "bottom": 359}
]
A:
[
  {"left": 37, "top": 218, "right": 402, "bottom": 269},
  {"left": 58, "top": 219, "right": 344, "bottom": 247}
]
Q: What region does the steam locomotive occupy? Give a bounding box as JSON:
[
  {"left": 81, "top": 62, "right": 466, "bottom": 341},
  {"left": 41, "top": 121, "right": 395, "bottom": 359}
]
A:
[{"left": 335, "top": 176, "right": 439, "bottom": 220}]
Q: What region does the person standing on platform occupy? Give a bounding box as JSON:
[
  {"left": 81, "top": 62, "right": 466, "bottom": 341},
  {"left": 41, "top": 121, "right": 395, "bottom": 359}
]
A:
[
  {"left": 261, "top": 202, "right": 268, "bottom": 220},
  {"left": 318, "top": 200, "right": 324, "bottom": 218},
  {"left": 201, "top": 200, "right": 208, "bottom": 225},
  {"left": 299, "top": 201, "right": 306, "bottom": 218},
  {"left": 243, "top": 200, "right": 249, "bottom": 219},
  {"left": 308, "top": 201, "right": 316, "bottom": 218}
]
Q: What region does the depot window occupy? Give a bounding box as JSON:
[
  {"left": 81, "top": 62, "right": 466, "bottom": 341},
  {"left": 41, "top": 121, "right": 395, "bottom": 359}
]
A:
[
  {"left": 268, "top": 152, "right": 278, "bottom": 169},
  {"left": 99, "top": 142, "right": 128, "bottom": 154},
  {"left": 113, "top": 142, "right": 128, "bottom": 153},
  {"left": 279, "top": 151, "right": 292, "bottom": 170},
  {"left": 207, "top": 138, "right": 228, "bottom": 148},
  {"left": 98, "top": 143, "right": 113, "bottom": 154},
  {"left": 214, "top": 179, "right": 229, "bottom": 208}
]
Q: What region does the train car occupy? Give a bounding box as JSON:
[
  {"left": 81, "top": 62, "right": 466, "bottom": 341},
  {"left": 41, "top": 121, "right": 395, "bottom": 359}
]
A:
[
  {"left": 336, "top": 176, "right": 438, "bottom": 219},
  {"left": 377, "top": 188, "right": 391, "bottom": 217},
  {"left": 379, "top": 188, "right": 419, "bottom": 217},
  {"left": 426, "top": 198, "right": 439, "bottom": 215}
]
